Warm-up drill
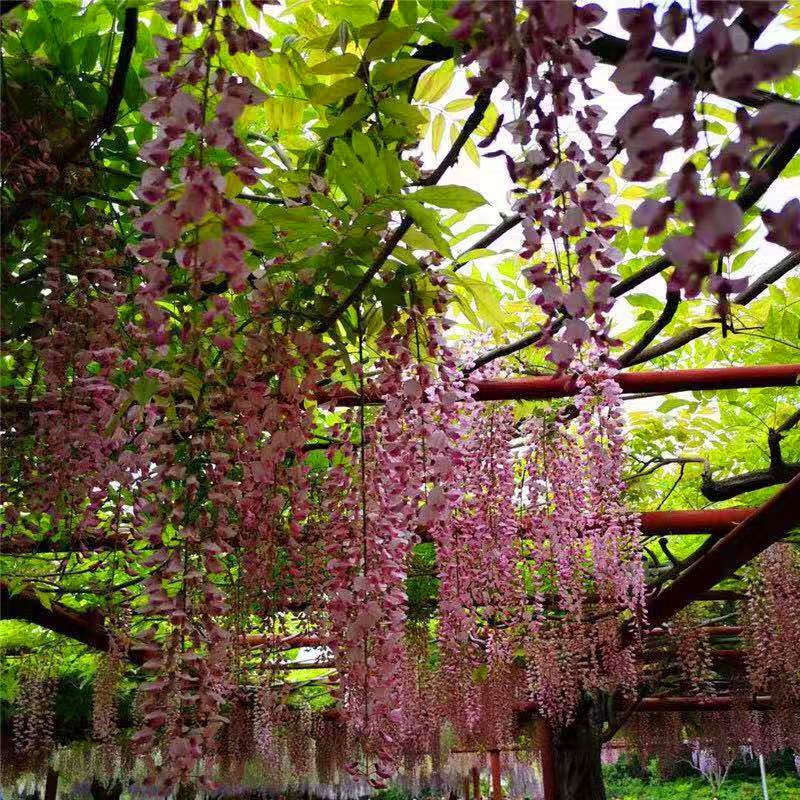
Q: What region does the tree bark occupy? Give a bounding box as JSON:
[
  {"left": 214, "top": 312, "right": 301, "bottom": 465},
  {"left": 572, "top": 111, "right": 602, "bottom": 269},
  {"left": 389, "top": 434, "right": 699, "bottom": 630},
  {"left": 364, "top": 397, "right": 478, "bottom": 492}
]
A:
[
  {"left": 90, "top": 779, "right": 122, "bottom": 800},
  {"left": 551, "top": 699, "right": 607, "bottom": 800},
  {"left": 44, "top": 769, "right": 59, "bottom": 800}
]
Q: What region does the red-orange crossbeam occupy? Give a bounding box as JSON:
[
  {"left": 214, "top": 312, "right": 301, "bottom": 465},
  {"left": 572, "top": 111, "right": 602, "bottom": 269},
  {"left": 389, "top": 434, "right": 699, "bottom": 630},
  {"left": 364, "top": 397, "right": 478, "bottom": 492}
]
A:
[{"left": 325, "top": 364, "right": 800, "bottom": 405}]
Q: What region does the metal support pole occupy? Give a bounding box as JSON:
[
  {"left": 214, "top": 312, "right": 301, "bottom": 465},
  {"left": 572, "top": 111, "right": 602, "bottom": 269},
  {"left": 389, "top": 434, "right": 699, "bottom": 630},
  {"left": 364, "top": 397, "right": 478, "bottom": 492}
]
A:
[
  {"left": 759, "top": 754, "right": 770, "bottom": 800},
  {"left": 536, "top": 719, "right": 558, "bottom": 800},
  {"left": 489, "top": 749, "right": 502, "bottom": 800}
]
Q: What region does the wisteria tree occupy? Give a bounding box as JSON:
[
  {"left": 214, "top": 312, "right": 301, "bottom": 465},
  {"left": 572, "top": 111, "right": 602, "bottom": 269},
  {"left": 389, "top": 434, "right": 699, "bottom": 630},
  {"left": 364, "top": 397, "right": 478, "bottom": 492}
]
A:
[{"left": 1, "top": 1, "right": 800, "bottom": 799}]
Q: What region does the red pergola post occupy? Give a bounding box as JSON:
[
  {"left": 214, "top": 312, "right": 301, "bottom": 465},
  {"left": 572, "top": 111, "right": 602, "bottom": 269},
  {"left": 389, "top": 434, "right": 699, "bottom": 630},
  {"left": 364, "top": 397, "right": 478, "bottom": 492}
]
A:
[
  {"left": 464, "top": 776, "right": 471, "bottom": 800},
  {"left": 536, "top": 719, "right": 558, "bottom": 800},
  {"left": 489, "top": 749, "right": 502, "bottom": 800},
  {"left": 472, "top": 766, "right": 481, "bottom": 800}
]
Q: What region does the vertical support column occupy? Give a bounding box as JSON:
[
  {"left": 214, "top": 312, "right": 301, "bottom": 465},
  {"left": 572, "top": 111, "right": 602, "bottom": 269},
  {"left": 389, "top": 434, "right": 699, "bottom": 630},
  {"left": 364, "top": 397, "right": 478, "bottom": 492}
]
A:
[
  {"left": 472, "top": 765, "right": 481, "bottom": 800},
  {"left": 489, "top": 749, "right": 502, "bottom": 800},
  {"left": 464, "top": 776, "right": 471, "bottom": 800},
  {"left": 537, "top": 719, "right": 558, "bottom": 800},
  {"left": 44, "top": 769, "right": 59, "bottom": 800}
]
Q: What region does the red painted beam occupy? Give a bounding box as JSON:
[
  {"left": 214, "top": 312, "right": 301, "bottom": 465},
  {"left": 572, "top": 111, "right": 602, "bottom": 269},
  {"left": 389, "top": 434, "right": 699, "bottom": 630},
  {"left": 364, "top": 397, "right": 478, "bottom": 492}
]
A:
[
  {"left": 645, "top": 625, "right": 741, "bottom": 637},
  {"left": 3, "top": 508, "right": 759, "bottom": 555},
  {"left": 326, "top": 364, "right": 800, "bottom": 405},
  {"left": 635, "top": 695, "right": 774, "bottom": 713},
  {"left": 519, "top": 694, "right": 775, "bottom": 718},
  {"left": 640, "top": 508, "right": 752, "bottom": 537},
  {"left": 648, "top": 473, "right": 800, "bottom": 627}
]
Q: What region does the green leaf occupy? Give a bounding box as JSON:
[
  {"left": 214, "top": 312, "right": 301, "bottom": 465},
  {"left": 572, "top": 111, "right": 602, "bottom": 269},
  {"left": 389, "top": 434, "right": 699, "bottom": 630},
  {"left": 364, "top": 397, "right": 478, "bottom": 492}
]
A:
[
  {"left": 363, "top": 25, "right": 415, "bottom": 61},
  {"left": 21, "top": 20, "right": 45, "bottom": 53},
  {"left": 399, "top": 1, "right": 418, "bottom": 26},
  {"left": 319, "top": 102, "right": 372, "bottom": 138},
  {"left": 132, "top": 376, "right": 160, "bottom": 406},
  {"left": 372, "top": 57, "right": 432, "bottom": 85},
  {"left": 783, "top": 153, "right": 800, "bottom": 178},
  {"left": 431, "top": 114, "right": 445, "bottom": 153},
  {"left": 80, "top": 34, "right": 102, "bottom": 70},
  {"left": 402, "top": 227, "right": 438, "bottom": 252},
  {"left": 455, "top": 247, "right": 497, "bottom": 264},
  {"left": 627, "top": 293, "right": 663, "bottom": 311},
  {"left": 378, "top": 97, "right": 426, "bottom": 127},
  {"left": 732, "top": 249, "right": 757, "bottom": 271},
  {"left": 621, "top": 185, "right": 650, "bottom": 199},
  {"left": 464, "top": 137, "right": 479, "bottom": 166},
  {"left": 350, "top": 130, "right": 378, "bottom": 168},
  {"left": 313, "top": 53, "right": 360, "bottom": 75},
  {"left": 381, "top": 150, "right": 404, "bottom": 192},
  {"left": 401, "top": 199, "right": 451, "bottom": 257},
  {"left": 658, "top": 397, "right": 693, "bottom": 413},
  {"left": 310, "top": 76, "right": 363, "bottom": 105},
  {"left": 333, "top": 139, "right": 376, "bottom": 196},
  {"left": 410, "top": 185, "right": 487, "bottom": 212}
]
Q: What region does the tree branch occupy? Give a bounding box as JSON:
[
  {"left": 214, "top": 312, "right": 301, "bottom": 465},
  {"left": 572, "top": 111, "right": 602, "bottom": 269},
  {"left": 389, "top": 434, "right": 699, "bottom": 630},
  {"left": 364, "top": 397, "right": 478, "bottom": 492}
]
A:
[
  {"left": 312, "top": 89, "right": 494, "bottom": 335},
  {"left": 397, "top": 17, "right": 793, "bottom": 109},
  {"left": 59, "top": 7, "right": 139, "bottom": 164},
  {"left": 419, "top": 89, "right": 492, "bottom": 185},
  {"left": 0, "top": 581, "right": 141, "bottom": 660},
  {"left": 2, "top": 7, "right": 139, "bottom": 237},
  {"left": 629, "top": 250, "right": 800, "bottom": 365},
  {"left": 585, "top": 31, "right": 795, "bottom": 110},
  {"left": 701, "top": 408, "right": 800, "bottom": 502},
  {"left": 0, "top": 1, "right": 24, "bottom": 15},
  {"left": 612, "top": 125, "right": 800, "bottom": 298},
  {"left": 452, "top": 213, "right": 522, "bottom": 273},
  {"left": 618, "top": 290, "right": 681, "bottom": 367},
  {"left": 315, "top": 0, "right": 394, "bottom": 175}
]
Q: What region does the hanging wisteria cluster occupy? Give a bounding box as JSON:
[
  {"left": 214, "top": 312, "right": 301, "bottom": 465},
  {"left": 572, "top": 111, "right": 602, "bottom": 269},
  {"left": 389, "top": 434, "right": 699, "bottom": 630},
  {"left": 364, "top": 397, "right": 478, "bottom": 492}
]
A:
[
  {"left": 454, "top": 0, "right": 800, "bottom": 352},
  {"left": 518, "top": 359, "right": 645, "bottom": 725},
  {"left": 741, "top": 542, "right": 800, "bottom": 705},
  {"left": 453, "top": 1, "right": 619, "bottom": 367}
]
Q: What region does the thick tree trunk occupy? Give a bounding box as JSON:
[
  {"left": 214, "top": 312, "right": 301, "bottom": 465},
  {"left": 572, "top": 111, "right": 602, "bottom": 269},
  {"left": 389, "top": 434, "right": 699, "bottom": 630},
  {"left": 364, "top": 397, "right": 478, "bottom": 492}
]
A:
[
  {"left": 551, "top": 699, "right": 606, "bottom": 800},
  {"left": 44, "top": 770, "right": 58, "bottom": 800},
  {"left": 90, "top": 779, "right": 122, "bottom": 800}
]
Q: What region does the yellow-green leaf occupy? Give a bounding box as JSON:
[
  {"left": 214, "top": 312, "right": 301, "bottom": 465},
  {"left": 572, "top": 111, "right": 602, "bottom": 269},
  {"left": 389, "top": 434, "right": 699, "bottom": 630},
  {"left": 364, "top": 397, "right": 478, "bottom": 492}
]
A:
[
  {"left": 410, "top": 185, "right": 487, "bottom": 213},
  {"left": 363, "top": 25, "right": 415, "bottom": 61},
  {"left": 310, "top": 76, "right": 363, "bottom": 105},
  {"left": 415, "top": 60, "right": 454, "bottom": 103},
  {"left": 314, "top": 53, "right": 361, "bottom": 75},
  {"left": 464, "top": 137, "right": 479, "bottom": 165},
  {"left": 445, "top": 98, "right": 474, "bottom": 113},
  {"left": 372, "top": 57, "right": 432, "bottom": 85},
  {"left": 432, "top": 114, "right": 445, "bottom": 154}
]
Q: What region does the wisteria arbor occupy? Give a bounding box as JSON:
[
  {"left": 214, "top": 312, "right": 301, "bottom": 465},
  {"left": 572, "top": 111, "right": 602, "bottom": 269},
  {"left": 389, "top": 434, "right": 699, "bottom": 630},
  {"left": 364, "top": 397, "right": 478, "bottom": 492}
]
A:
[{"left": 1, "top": 0, "right": 800, "bottom": 799}]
